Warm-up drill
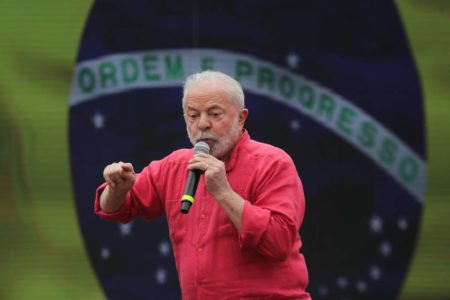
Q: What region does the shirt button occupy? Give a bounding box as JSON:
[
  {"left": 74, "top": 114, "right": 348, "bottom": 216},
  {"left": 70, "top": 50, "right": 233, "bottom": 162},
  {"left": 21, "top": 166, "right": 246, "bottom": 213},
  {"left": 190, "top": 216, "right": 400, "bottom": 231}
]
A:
[
  {"left": 197, "top": 247, "right": 203, "bottom": 252},
  {"left": 200, "top": 214, "right": 206, "bottom": 219}
]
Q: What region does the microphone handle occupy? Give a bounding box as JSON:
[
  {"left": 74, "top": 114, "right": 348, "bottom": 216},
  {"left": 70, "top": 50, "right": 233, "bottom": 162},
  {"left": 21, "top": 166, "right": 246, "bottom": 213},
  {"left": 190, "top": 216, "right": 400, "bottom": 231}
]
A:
[{"left": 180, "top": 169, "right": 201, "bottom": 214}]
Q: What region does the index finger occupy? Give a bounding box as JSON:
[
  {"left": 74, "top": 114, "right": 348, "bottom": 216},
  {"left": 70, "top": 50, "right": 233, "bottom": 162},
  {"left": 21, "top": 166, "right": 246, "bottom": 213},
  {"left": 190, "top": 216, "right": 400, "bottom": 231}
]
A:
[
  {"left": 194, "top": 152, "right": 214, "bottom": 159},
  {"left": 121, "top": 163, "right": 135, "bottom": 173}
]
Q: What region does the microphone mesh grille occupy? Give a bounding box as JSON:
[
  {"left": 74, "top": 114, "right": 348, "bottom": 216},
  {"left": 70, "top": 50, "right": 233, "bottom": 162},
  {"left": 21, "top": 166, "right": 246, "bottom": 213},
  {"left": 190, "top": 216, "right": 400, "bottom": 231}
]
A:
[{"left": 194, "top": 141, "right": 210, "bottom": 154}]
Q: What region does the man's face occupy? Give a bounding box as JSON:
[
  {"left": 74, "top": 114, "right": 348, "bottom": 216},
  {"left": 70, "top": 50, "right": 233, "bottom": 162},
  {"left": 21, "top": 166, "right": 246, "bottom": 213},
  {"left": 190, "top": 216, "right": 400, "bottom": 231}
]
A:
[{"left": 183, "top": 80, "right": 248, "bottom": 160}]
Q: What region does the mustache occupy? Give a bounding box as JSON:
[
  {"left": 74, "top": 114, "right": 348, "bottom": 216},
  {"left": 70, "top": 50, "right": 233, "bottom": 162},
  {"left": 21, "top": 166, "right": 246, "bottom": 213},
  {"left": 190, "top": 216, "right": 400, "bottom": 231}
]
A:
[
  {"left": 188, "top": 131, "right": 219, "bottom": 144},
  {"left": 194, "top": 131, "right": 219, "bottom": 142}
]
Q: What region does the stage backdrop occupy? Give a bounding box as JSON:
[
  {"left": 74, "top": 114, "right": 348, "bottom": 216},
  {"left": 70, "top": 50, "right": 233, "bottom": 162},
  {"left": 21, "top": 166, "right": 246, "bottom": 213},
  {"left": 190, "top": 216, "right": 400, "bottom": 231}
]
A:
[{"left": 0, "top": 1, "right": 449, "bottom": 300}]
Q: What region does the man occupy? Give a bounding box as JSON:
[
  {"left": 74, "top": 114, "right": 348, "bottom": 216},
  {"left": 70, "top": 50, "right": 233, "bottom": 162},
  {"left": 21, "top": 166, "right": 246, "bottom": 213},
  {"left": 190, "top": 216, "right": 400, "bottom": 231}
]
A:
[{"left": 95, "top": 70, "right": 311, "bottom": 299}]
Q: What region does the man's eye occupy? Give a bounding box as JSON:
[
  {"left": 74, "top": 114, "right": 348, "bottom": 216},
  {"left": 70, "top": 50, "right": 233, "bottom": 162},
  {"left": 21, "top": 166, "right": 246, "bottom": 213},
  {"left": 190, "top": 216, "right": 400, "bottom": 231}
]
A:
[
  {"left": 187, "top": 114, "right": 198, "bottom": 122},
  {"left": 210, "top": 111, "right": 222, "bottom": 118}
]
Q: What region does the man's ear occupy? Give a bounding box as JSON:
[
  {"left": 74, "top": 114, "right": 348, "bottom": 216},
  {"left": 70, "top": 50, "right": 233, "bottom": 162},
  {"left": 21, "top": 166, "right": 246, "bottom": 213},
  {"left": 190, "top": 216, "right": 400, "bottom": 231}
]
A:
[{"left": 238, "top": 108, "right": 249, "bottom": 126}]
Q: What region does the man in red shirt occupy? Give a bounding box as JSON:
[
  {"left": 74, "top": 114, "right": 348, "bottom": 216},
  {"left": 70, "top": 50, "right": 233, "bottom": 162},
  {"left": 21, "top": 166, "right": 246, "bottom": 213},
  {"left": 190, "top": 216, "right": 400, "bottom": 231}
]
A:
[{"left": 95, "top": 70, "right": 311, "bottom": 299}]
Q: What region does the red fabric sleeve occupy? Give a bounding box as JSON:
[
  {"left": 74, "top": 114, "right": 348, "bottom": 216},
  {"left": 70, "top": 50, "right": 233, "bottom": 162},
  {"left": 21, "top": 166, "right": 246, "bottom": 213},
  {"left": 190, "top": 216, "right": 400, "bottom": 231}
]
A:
[
  {"left": 94, "top": 182, "right": 135, "bottom": 223},
  {"left": 93, "top": 161, "right": 165, "bottom": 223},
  {"left": 239, "top": 156, "right": 305, "bottom": 261}
]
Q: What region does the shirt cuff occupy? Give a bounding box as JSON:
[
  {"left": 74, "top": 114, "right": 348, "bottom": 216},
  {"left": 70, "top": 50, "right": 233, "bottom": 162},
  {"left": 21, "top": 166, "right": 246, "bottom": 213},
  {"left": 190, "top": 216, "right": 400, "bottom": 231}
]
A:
[
  {"left": 239, "top": 200, "right": 271, "bottom": 248},
  {"left": 94, "top": 182, "right": 132, "bottom": 222}
]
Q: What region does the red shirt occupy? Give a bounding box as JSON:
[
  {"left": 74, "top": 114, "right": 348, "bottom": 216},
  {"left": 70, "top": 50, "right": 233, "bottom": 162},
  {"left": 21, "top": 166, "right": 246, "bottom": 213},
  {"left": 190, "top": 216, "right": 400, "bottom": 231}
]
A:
[{"left": 95, "top": 131, "right": 310, "bottom": 299}]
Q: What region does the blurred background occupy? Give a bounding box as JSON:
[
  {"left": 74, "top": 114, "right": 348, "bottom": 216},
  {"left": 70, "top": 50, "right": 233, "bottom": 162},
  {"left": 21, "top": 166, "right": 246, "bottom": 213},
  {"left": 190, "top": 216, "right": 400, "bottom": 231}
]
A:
[{"left": 0, "top": 0, "right": 449, "bottom": 299}]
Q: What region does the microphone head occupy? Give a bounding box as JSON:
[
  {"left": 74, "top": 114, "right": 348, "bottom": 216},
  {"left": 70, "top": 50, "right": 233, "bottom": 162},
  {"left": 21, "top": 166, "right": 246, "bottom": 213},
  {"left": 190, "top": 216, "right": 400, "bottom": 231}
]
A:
[{"left": 194, "top": 141, "right": 210, "bottom": 154}]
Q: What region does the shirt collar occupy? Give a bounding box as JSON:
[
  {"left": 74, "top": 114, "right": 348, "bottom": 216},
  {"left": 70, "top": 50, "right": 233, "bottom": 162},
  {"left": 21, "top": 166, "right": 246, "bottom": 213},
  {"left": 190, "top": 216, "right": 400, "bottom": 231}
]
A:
[{"left": 225, "top": 129, "right": 250, "bottom": 172}]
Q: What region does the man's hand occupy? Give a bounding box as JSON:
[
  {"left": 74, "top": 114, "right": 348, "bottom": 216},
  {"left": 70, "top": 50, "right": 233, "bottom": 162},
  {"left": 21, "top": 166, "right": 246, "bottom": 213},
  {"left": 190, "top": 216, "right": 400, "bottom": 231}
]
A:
[
  {"left": 188, "top": 153, "right": 230, "bottom": 199},
  {"left": 103, "top": 161, "right": 136, "bottom": 192},
  {"left": 188, "top": 153, "right": 244, "bottom": 230},
  {"left": 100, "top": 162, "right": 135, "bottom": 213}
]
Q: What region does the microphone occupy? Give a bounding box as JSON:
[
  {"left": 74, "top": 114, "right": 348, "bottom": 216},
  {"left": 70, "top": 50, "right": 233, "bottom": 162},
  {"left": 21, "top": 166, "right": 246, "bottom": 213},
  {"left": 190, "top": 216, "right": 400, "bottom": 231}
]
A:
[{"left": 180, "top": 141, "right": 210, "bottom": 214}]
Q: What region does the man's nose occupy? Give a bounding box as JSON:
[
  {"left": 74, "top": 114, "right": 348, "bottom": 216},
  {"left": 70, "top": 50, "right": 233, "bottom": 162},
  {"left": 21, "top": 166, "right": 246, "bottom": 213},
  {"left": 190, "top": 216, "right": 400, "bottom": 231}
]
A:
[{"left": 197, "top": 113, "right": 211, "bottom": 130}]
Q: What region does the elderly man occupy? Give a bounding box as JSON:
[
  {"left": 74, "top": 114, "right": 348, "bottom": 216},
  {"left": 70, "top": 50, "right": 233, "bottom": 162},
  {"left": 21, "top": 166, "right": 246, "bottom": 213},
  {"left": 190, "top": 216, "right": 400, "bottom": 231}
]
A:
[{"left": 95, "top": 70, "right": 310, "bottom": 299}]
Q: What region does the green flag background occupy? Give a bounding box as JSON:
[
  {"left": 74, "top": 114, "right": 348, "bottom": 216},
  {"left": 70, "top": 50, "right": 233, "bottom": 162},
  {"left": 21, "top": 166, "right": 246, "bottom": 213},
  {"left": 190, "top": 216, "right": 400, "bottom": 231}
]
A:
[{"left": 0, "top": 1, "right": 449, "bottom": 299}]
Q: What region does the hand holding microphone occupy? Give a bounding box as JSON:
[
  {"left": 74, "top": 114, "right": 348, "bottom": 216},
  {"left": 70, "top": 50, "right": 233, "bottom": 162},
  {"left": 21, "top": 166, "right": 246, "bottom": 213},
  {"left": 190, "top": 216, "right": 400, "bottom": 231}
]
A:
[{"left": 180, "top": 141, "right": 210, "bottom": 214}]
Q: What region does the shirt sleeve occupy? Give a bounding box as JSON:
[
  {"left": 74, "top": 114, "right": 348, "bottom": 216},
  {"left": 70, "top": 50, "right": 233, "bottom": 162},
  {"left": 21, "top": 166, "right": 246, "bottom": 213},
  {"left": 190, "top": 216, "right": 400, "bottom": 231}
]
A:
[
  {"left": 93, "top": 161, "right": 165, "bottom": 223},
  {"left": 239, "top": 155, "right": 305, "bottom": 261},
  {"left": 94, "top": 182, "right": 134, "bottom": 223}
]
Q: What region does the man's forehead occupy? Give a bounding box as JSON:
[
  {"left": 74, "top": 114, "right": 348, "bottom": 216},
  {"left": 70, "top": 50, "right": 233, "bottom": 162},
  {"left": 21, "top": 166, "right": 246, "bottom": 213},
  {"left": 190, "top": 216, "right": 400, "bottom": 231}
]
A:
[
  {"left": 185, "top": 88, "right": 230, "bottom": 107},
  {"left": 185, "top": 101, "right": 226, "bottom": 111}
]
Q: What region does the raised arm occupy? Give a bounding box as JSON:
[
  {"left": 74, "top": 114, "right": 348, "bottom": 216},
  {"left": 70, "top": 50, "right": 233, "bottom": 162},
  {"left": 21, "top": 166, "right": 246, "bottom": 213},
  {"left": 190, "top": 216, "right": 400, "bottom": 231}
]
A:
[{"left": 99, "top": 161, "right": 136, "bottom": 213}]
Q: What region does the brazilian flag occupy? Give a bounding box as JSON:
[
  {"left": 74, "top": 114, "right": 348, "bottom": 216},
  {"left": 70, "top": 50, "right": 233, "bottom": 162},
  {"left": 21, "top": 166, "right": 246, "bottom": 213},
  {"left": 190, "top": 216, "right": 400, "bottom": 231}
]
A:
[{"left": 0, "top": 1, "right": 449, "bottom": 299}]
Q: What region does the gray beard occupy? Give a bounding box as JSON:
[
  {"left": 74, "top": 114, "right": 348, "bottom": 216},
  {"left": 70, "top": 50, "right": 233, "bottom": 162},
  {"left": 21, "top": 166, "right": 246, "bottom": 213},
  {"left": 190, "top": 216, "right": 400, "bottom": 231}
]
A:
[{"left": 187, "top": 117, "right": 241, "bottom": 160}]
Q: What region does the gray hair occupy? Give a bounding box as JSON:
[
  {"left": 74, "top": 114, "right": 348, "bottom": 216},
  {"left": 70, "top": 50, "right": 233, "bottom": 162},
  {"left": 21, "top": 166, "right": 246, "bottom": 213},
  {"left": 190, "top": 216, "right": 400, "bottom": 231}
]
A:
[{"left": 182, "top": 70, "right": 245, "bottom": 110}]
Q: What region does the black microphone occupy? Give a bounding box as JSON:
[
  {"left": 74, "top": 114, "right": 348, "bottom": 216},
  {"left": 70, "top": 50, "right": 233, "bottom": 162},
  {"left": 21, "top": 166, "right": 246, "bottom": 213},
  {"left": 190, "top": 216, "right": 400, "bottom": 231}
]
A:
[{"left": 180, "top": 141, "right": 210, "bottom": 214}]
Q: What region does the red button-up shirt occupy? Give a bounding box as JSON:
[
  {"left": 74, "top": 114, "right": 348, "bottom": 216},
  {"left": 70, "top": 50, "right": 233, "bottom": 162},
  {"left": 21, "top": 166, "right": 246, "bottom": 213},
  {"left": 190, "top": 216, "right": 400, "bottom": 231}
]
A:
[{"left": 95, "top": 131, "right": 310, "bottom": 299}]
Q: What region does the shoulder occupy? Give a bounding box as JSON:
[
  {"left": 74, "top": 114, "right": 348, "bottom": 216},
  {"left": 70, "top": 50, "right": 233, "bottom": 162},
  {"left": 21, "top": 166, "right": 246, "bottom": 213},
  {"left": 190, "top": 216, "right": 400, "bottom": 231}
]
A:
[
  {"left": 244, "top": 138, "right": 293, "bottom": 163},
  {"left": 145, "top": 148, "right": 193, "bottom": 170},
  {"left": 165, "top": 148, "right": 193, "bottom": 162},
  {"left": 240, "top": 138, "right": 301, "bottom": 187}
]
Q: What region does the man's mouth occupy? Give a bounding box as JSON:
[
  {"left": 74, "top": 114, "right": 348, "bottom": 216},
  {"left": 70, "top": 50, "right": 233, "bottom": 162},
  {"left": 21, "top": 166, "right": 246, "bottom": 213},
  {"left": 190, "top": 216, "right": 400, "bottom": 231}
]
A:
[{"left": 199, "top": 138, "right": 214, "bottom": 144}]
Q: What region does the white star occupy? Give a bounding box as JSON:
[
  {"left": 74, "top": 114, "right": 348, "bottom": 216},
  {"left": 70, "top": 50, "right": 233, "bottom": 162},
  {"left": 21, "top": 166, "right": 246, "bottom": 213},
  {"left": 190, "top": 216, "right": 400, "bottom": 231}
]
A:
[
  {"left": 370, "top": 265, "right": 382, "bottom": 280},
  {"left": 286, "top": 52, "right": 301, "bottom": 69},
  {"left": 100, "top": 246, "right": 110, "bottom": 260},
  {"left": 380, "top": 241, "right": 392, "bottom": 257},
  {"left": 159, "top": 240, "right": 171, "bottom": 257},
  {"left": 356, "top": 280, "right": 367, "bottom": 292},
  {"left": 92, "top": 112, "right": 105, "bottom": 130},
  {"left": 155, "top": 268, "right": 167, "bottom": 285},
  {"left": 118, "top": 222, "right": 133, "bottom": 237},
  {"left": 290, "top": 119, "right": 301, "bottom": 131},
  {"left": 336, "top": 276, "right": 348, "bottom": 289},
  {"left": 317, "top": 285, "right": 328, "bottom": 297},
  {"left": 398, "top": 216, "right": 409, "bottom": 231},
  {"left": 369, "top": 215, "right": 383, "bottom": 234}
]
